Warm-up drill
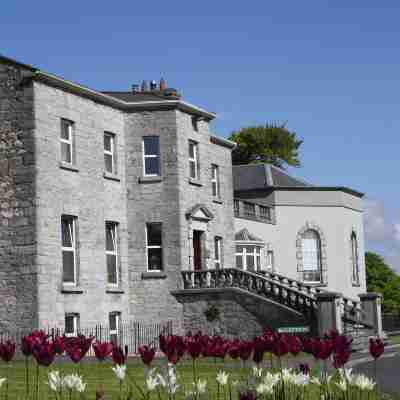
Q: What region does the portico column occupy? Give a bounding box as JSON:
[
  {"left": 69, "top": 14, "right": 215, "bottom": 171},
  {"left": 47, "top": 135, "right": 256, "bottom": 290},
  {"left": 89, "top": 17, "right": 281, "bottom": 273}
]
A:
[{"left": 315, "top": 292, "right": 343, "bottom": 337}]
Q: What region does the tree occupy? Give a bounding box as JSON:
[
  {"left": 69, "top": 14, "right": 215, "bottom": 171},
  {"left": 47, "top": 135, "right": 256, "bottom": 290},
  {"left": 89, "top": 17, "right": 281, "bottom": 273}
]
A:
[
  {"left": 229, "top": 123, "right": 303, "bottom": 169},
  {"left": 365, "top": 252, "right": 400, "bottom": 314}
]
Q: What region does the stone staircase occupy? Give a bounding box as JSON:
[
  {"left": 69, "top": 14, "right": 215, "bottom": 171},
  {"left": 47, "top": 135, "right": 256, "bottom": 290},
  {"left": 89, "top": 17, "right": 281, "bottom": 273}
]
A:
[{"left": 179, "top": 267, "right": 375, "bottom": 340}]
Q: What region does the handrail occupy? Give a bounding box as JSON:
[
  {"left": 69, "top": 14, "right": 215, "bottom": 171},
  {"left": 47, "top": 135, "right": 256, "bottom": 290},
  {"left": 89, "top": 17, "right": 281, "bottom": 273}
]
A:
[
  {"left": 181, "top": 268, "right": 318, "bottom": 315},
  {"left": 180, "top": 267, "right": 372, "bottom": 329}
]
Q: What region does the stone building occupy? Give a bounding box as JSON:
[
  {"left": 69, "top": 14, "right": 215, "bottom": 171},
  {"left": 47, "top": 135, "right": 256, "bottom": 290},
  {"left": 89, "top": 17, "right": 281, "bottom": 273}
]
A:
[{"left": 0, "top": 55, "right": 371, "bottom": 337}]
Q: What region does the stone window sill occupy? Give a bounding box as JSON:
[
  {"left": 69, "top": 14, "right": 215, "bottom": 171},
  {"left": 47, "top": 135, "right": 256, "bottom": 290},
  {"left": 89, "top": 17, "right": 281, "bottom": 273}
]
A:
[
  {"left": 212, "top": 198, "right": 223, "bottom": 205},
  {"left": 103, "top": 172, "right": 120, "bottom": 182},
  {"left": 139, "top": 176, "right": 163, "bottom": 184},
  {"left": 106, "top": 287, "right": 125, "bottom": 294},
  {"left": 141, "top": 271, "right": 167, "bottom": 280},
  {"left": 61, "top": 285, "right": 84, "bottom": 294},
  {"left": 351, "top": 282, "right": 361, "bottom": 287},
  {"left": 188, "top": 178, "right": 203, "bottom": 187},
  {"left": 59, "top": 162, "right": 79, "bottom": 173}
]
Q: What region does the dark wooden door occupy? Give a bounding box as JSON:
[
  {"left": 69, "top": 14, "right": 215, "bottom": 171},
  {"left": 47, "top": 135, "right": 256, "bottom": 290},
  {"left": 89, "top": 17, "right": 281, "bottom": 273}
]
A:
[{"left": 193, "top": 230, "right": 202, "bottom": 270}]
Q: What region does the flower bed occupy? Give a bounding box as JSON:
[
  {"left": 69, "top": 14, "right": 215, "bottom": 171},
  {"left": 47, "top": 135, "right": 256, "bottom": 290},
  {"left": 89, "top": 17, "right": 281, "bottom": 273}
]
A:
[{"left": 0, "top": 329, "right": 387, "bottom": 399}]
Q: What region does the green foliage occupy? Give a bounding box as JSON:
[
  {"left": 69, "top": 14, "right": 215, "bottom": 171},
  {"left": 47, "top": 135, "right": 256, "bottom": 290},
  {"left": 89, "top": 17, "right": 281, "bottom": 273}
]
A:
[
  {"left": 365, "top": 252, "right": 400, "bottom": 314},
  {"left": 204, "top": 304, "right": 220, "bottom": 322},
  {"left": 229, "top": 123, "right": 303, "bottom": 169}
]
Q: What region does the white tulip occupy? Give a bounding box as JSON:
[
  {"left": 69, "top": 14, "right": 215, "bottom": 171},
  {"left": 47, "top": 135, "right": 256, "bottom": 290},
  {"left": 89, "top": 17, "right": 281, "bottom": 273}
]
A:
[
  {"left": 146, "top": 371, "right": 160, "bottom": 392},
  {"left": 63, "top": 374, "right": 82, "bottom": 390},
  {"left": 112, "top": 364, "right": 127, "bottom": 382},
  {"left": 0, "top": 378, "right": 6, "bottom": 389},
  {"left": 263, "top": 372, "right": 280, "bottom": 388},
  {"left": 352, "top": 374, "right": 375, "bottom": 391},
  {"left": 252, "top": 366, "right": 263, "bottom": 378},
  {"left": 336, "top": 379, "right": 348, "bottom": 392},
  {"left": 47, "top": 371, "right": 63, "bottom": 392},
  {"left": 216, "top": 370, "right": 229, "bottom": 386},
  {"left": 195, "top": 379, "right": 207, "bottom": 394},
  {"left": 256, "top": 382, "right": 274, "bottom": 395}
]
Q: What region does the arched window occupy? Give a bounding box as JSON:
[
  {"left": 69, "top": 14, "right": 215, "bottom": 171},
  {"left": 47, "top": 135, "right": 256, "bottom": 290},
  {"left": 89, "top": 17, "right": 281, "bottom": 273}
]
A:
[
  {"left": 301, "top": 229, "right": 322, "bottom": 283},
  {"left": 351, "top": 232, "right": 360, "bottom": 285}
]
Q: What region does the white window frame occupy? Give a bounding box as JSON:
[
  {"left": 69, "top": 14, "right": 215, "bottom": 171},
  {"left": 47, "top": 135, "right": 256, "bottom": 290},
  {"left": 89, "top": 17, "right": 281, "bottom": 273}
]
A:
[
  {"left": 214, "top": 237, "right": 222, "bottom": 269},
  {"left": 143, "top": 136, "right": 160, "bottom": 177},
  {"left": 188, "top": 141, "right": 199, "bottom": 180},
  {"left": 65, "top": 313, "right": 79, "bottom": 338},
  {"left": 351, "top": 232, "right": 360, "bottom": 285},
  {"left": 235, "top": 243, "right": 263, "bottom": 271},
  {"left": 109, "top": 312, "right": 121, "bottom": 336},
  {"left": 106, "top": 222, "right": 119, "bottom": 287},
  {"left": 61, "top": 215, "right": 77, "bottom": 286},
  {"left": 301, "top": 230, "right": 322, "bottom": 283},
  {"left": 60, "top": 119, "right": 74, "bottom": 164},
  {"left": 211, "top": 164, "right": 220, "bottom": 198},
  {"left": 104, "top": 132, "right": 116, "bottom": 174},
  {"left": 243, "top": 202, "right": 256, "bottom": 218},
  {"left": 146, "top": 223, "right": 163, "bottom": 272},
  {"left": 259, "top": 206, "right": 271, "bottom": 221}
]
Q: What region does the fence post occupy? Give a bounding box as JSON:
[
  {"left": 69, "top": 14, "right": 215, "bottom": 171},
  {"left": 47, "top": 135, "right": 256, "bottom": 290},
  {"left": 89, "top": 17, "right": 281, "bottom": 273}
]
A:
[
  {"left": 315, "top": 292, "right": 343, "bottom": 337},
  {"left": 359, "top": 292, "right": 383, "bottom": 338}
]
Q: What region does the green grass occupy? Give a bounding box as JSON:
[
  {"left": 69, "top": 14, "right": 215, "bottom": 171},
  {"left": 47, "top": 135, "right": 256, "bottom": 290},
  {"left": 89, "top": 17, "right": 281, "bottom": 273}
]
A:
[
  {"left": 0, "top": 356, "right": 311, "bottom": 399},
  {"left": 389, "top": 335, "right": 400, "bottom": 345},
  {"left": 0, "top": 356, "right": 394, "bottom": 400}
]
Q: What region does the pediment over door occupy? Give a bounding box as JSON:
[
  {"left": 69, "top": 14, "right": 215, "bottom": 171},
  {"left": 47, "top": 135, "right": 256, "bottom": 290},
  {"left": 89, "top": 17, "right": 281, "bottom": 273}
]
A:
[{"left": 186, "top": 204, "right": 214, "bottom": 221}]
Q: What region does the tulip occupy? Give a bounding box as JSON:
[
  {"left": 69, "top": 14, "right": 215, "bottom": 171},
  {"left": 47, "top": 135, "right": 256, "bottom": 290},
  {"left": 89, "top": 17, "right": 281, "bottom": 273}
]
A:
[
  {"left": 239, "top": 341, "right": 253, "bottom": 361},
  {"left": 52, "top": 336, "right": 65, "bottom": 355},
  {"left": 112, "top": 345, "right": 125, "bottom": 365},
  {"left": 239, "top": 390, "right": 257, "bottom": 400},
  {"left": 159, "top": 334, "right": 186, "bottom": 364},
  {"left": 66, "top": 345, "right": 85, "bottom": 364},
  {"left": 252, "top": 336, "right": 265, "bottom": 364},
  {"left": 21, "top": 336, "right": 35, "bottom": 357},
  {"left": 33, "top": 342, "right": 56, "bottom": 367},
  {"left": 0, "top": 340, "right": 16, "bottom": 363},
  {"left": 288, "top": 335, "right": 302, "bottom": 356},
  {"left": 272, "top": 334, "right": 289, "bottom": 358},
  {"left": 93, "top": 342, "right": 113, "bottom": 362},
  {"left": 138, "top": 345, "right": 156, "bottom": 366},
  {"left": 369, "top": 338, "right": 384, "bottom": 360},
  {"left": 227, "top": 339, "right": 241, "bottom": 359},
  {"left": 298, "top": 363, "right": 310, "bottom": 375}
]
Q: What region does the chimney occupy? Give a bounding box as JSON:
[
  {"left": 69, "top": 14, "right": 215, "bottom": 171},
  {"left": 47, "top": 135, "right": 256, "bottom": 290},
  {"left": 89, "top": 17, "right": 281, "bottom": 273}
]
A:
[
  {"left": 141, "top": 80, "right": 148, "bottom": 92},
  {"left": 159, "top": 77, "right": 166, "bottom": 92}
]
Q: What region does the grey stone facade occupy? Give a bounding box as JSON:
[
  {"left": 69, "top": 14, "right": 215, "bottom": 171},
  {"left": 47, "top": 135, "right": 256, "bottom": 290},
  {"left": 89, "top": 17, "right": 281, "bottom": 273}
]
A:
[{"left": 0, "top": 56, "right": 235, "bottom": 333}]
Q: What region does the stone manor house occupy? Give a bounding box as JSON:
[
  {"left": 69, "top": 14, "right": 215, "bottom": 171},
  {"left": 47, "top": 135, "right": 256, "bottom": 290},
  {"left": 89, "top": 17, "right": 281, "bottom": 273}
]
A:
[{"left": 0, "top": 55, "right": 373, "bottom": 338}]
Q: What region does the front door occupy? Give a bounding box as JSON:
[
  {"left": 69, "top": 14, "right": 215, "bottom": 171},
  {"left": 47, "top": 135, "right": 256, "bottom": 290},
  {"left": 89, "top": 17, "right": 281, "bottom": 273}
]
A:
[{"left": 193, "top": 230, "right": 203, "bottom": 270}]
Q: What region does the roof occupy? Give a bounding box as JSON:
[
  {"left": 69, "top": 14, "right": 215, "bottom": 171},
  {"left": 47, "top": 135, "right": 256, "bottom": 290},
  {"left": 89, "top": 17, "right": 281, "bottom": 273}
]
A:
[
  {"left": 101, "top": 91, "right": 179, "bottom": 103},
  {"left": 233, "top": 163, "right": 364, "bottom": 198},
  {"left": 233, "top": 164, "right": 310, "bottom": 191},
  {"left": 235, "top": 228, "right": 264, "bottom": 242},
  {"left": 0, "top": 54, "right": 216, "bottom": 120}
]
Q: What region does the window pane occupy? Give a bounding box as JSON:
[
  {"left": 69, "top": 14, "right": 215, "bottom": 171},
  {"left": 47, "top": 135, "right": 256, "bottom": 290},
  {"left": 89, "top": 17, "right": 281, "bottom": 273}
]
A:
[
  {"left": 144, "top": 137, "right": 159, "bottom": 155},
  {"left": 62, "top": 251, "right": 75, "bottom": 282},
  {"left": 61, "top": 142, "right": 72, "bottom": 163},
  {"left": 236, "top": 255, "right": 243, "bottom": 268},
  {"left": 104, "top": 135, "right": 112, "bottom": 151},
  {"left": 189, "top": 161, "right": 197, "bottom": 179},
  {"left": 106, "top": 224, "right": 116, "bottom": 251},
  {"left": 65, "top": 315, "right": 75, "bottom": 334},
  {"left": 61, "top": 218, "right": 73, "bottom": 247},
  {"left": 107, "top": 255, "right": 117, "bottom": 284},
  {"left": 214, "top": 239, "right": 220, "bottom": 259},
  {"left": 147, "top": 223, "right": 162, "bottom": 246},
  {"left": 245, "top": 245, "right": 255, "bottom": 253},
  {"left": 104, "top": 154, "right": 113, "bottom": 173},
  {"left": 189, "top": 142, "right": 195, "bottom": 158},
  {"left": 246, "top": 255, "right": 255, "bottom": 270},
  {"left": 61, "top": 121, "right": 71, "bottom": 140},
  {"left": 109, "top": 314, "right": 117, "bottom": 330},
  {"left": 145, "top": 157, "right": 160, "bottom": 175},
  {"left": 148, "top": 248, "right": 162, "bottom": 270},
  {"left": 212, "top": 182, "right": 217, "bottom": 197},
  {"left": 236, "top": 245, "right": 245, "bottom": 254}
]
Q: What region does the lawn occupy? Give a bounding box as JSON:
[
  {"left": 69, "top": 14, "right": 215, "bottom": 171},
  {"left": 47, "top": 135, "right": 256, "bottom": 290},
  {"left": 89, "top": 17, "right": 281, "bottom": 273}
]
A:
[{"left": 0, "top": 356, "right": 313, "bottom": 399}]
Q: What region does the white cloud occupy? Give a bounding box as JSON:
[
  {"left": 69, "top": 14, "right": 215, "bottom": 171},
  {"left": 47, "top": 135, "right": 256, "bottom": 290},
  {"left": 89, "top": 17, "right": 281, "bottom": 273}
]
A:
[{"left": 364, "top": 199, "right": 400, "bottom": 272}]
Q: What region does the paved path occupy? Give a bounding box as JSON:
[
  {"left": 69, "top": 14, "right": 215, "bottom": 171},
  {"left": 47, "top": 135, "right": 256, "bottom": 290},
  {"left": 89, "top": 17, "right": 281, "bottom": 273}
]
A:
[{"left": 351, "top": 346, "right": 400, "bottom": 396}]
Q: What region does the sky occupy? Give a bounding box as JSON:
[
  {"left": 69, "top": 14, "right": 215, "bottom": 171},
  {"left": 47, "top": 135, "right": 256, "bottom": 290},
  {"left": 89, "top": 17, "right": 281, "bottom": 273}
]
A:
[{"left": 1, "top": 1, "right": 399, "bottom": 270}]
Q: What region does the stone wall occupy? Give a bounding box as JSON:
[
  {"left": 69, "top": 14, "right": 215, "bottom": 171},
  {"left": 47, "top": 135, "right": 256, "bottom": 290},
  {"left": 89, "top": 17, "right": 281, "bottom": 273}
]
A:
[
  {"left": 33, "top": 81, "right": 129, "bottom": 328},
  {"left": 0, "top": 60, "right": 37, "bottom": 332},
  {"left": 176, "top": 289, "right": 313, "bottom": 338}
]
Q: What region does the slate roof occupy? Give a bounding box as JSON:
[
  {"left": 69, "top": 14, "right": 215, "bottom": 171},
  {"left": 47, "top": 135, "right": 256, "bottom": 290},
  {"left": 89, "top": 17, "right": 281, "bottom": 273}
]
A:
[
  {"left": 101, "top": 91, "right": 179, "bottom": 103},
  {"left": 233, "top": 164, "right": 310, "bottom": 191},
  {"left": 235, "top": 228, "right": 263, "bottom": 242}
]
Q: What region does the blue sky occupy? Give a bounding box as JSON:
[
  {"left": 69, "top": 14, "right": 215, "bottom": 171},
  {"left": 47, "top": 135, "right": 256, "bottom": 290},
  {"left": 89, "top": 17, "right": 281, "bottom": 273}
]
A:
[{"left": 1, "top": 1, "right": 399, "bottom": 270}]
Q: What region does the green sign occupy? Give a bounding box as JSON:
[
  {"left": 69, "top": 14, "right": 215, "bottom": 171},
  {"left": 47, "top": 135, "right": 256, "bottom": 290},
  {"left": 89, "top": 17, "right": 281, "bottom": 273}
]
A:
[{"left": 277, "top": 326, "right": 310, "bottom": 334}]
